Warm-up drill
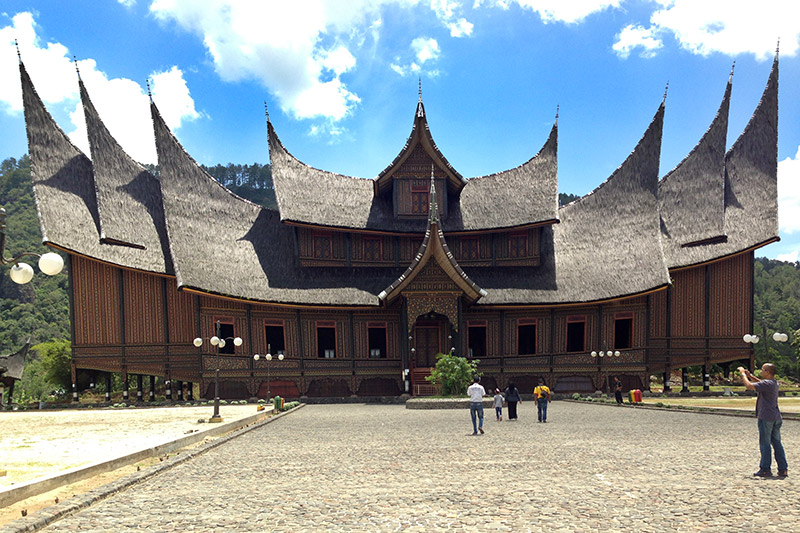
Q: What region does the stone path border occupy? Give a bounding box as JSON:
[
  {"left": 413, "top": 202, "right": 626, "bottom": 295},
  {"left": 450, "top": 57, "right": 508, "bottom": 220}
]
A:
[
  {"left": 0, "top": 405, "right": 304, "bottom": 533},
  {"left": 564, "top": 399, "right": 800, "bottom": 421}
]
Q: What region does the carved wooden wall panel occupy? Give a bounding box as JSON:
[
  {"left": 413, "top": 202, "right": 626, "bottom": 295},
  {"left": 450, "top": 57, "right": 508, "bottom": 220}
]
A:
[
  {"left": 709, "top": 252, "right": 751, "bottom": 337},
  {"left": 671, "top": 266, "right": 705, "bottom": 337},
  {"left": 72, "top": 257, "right": 121, "bottom": 346},
  {"left": 122, "top": 269, "right": 164, "bottom": 344}
]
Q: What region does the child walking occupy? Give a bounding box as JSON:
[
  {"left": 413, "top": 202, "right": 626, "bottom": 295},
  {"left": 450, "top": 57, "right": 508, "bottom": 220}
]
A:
[{"left": 493, "top": 388, "right": 504, "bottom": 421}]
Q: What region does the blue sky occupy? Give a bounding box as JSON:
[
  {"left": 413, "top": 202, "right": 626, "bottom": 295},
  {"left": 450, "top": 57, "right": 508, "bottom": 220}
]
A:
[{"left": 1, "top": 1, "right": 799, "bottom": 261}]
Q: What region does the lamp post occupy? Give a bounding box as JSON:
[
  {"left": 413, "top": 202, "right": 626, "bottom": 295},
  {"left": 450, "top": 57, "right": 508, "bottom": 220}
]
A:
[
  {"left": 193, "top": 320, "right": 242, "bottom": 423},
  {"left": 590, "top": 350, "right": 620, "bottom": 393},
  {"left": 0, "top": 207, "right": 64, "bottom": 284},
  {"left": 254, "top": 345, "right": 283, "bottom": 400},
  {"left": 744, "top": 331, "right": 788, "bottom": 365}
]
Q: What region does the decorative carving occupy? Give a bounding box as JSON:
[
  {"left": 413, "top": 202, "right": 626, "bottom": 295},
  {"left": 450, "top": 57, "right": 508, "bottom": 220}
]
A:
[{"left": 406, "top": 293, "right": 459, "bottom": 333}]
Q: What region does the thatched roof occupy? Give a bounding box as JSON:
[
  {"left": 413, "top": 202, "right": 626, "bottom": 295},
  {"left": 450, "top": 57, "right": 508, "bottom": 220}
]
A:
[
  {"left": 79, "top": 80, "right": 173, "bottom": 274},
  {"left": 471, "top": 103, "right": 670, "bottom": 304},
  {"left": 659, "top": 54, "right": 779, "bottom": 269},
  {"left": 0, "top": 339, "right": 30, "bottom": 382},
  {"left": 379, "top": 173, "right": 486, "bottom": 303},
  {"left": 658, "top": 73, "right": 730, "bottom": 254},
  {"left": 450, "top": 119, "right": 559, "bottom": 230},
  {"left": 152, "top": 102, "right": 398, "bottom": 305},
  {"left": 20, "top": 62, "right": 166, "bottom": 273},
  {"left": 270, "top": 108, "right": 559, "bottom": 233}
]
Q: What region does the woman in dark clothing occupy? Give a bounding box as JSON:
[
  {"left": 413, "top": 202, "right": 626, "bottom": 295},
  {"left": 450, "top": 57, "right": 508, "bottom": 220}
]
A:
[{"left": 504, "top": 382, "right": 522, "bottom": 420}]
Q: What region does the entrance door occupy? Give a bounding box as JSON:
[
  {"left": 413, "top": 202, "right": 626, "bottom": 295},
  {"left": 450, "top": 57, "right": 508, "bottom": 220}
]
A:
[{"left": 414, "top": 324, "right": 441, "bottom": 368}]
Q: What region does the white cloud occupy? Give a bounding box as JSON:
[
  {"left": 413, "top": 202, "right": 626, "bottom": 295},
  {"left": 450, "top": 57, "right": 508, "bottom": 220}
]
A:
[
  {"left": 614, "top": 0, "right": 800, "bottom": 60},
  {"left": 777, "top": 250, "right": 799, "bottom": 263},
  {"left": 480, "top": 0, "right": 622, "bottom": 24},
  {"left": 149, "top": 1, "right": 476, "bottom": 124},
  {"left": 778, "top": 145, "right": 800, "bottom": 234},
  {"left": 118, "top": 0, "right": 137, "bottom": 8},
  {"left": 391, "top": 37, "right": 441, "bottom": 77},
  {"left": 430, "top": 0, "right": 474, "bottom": 36},
  {"left": 1, "top": 12, "right": 199, "bottom": 164},
  {"left": 613, "top": 24, "right": 663, "bottom": 59}
]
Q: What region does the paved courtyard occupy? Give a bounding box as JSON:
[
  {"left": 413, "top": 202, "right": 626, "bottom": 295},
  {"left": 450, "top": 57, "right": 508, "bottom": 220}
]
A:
[{"left": 32, "top": 402, "right": 800, "bottom": 531}]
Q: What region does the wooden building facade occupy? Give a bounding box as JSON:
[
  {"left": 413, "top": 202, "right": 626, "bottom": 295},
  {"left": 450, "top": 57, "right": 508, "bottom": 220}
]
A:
[{"left": 18, "top": 54, "right": 780, "bottom": 399}]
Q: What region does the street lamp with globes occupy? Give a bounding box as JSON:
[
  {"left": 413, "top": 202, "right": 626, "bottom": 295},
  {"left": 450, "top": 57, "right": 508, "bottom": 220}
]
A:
[
  {"left": 253, "top": 346, "right": 283, "bottom": 400},
  {"left": 590, "top": 350, "right": 621, "bottom": 393},
  {"left": 193, "top": 320, "right": 242, "bottom": 423},
  {"left": 1, "top": 207, "right": 64, "bottom": 284}
]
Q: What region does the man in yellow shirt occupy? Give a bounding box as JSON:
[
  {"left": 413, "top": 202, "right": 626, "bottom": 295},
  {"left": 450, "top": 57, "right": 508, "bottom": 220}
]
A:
[{"left": 534, "top": 377, "right": 551, "bottom": 423}]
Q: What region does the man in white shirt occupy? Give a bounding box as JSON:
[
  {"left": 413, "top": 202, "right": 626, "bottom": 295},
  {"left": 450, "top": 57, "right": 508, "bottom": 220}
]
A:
[{"left": 467, "top": 377, "right": 486, "bottom": 435}]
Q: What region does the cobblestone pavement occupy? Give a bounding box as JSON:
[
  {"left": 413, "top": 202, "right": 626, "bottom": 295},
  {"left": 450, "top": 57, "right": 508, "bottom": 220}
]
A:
[{"left": 41, "top": 402, "right": 798, "bottom": 532}]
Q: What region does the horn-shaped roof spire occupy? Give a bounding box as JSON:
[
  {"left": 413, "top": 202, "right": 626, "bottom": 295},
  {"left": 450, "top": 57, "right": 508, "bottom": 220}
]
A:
[
  {"left": 73, "top": 55, "right": 81, "bottom": 81},
  {"left": 15, "top": 39, "right": 21, "bottom": 63}
]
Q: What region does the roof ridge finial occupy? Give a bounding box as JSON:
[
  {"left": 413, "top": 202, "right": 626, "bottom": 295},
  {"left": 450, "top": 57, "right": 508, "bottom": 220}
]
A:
[
  {"left": 729, "top": 61, "right": 735, "bottom": 82},
  {"left": 264, "top": 101, "right": 270, "bottom": 123},
  {"left": 555, "top": 104, "right": 559, "bottom": 123},
  {"left": 662, "top": 81, "right": 669, "bottom": 103},
  {"left": 775, "top": 38, "right": 780, "bottom": 59},
  {"left": 418, "top": 77, "right": 422, "bottom": 103},
  {"left": 74, "top": 55, "right": 81, "bottom": 81},
  {"left": 15, "top": 39, "right": 21, "bottom": 63},
  {"left": 146, "top": 79, "right": 153, "bottom": 103}
]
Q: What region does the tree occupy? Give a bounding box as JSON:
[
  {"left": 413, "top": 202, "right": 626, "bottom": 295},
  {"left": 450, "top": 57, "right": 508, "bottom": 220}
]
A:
[{"left": 425, "top": 352, "right": 481, "bottom": 396}]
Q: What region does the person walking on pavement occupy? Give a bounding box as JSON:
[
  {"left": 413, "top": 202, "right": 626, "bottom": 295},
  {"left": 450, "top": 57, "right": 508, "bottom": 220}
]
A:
[
  {"left": 467, "top": 376, "right": 486, "bottom": 435},
  {"left": 534, "top": 378, "right": 551, "bottom": 423},
  {"left": 493, "top": 388, "right": 504, "bottom": 421},
  {"left": 614, "top": 376, "right": 624, "bottom": 404},
  {"left": 739, "top": 363, "right": 788, "bottom": 478},
  {"left": 504, "top": 381, "right": 521, "bottom": 420}
]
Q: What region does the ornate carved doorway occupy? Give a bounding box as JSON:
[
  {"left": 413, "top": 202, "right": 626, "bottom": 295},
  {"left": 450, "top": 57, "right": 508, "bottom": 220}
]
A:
[{"left": 413, "top": 321, "right": 441, "bottom": 368}]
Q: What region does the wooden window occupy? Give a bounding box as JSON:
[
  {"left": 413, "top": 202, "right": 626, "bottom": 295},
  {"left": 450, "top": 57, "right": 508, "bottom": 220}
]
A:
[
  {"left": 566, "top": 315, "right": 586, "bottom": 353},
  {"left": 214, "top": 318, "right": 236, "bottom": 354},
  {"left": 517, "top": 318, "right": 537, "bottom": 355},
  {"left": 467, "top": 321, "right": 487, "bottom": 358},
  {"left": 614, "top": 312, "right": 634, "bottom": 350},
  {"left": 461, "top": 237, "right": 479, "bottom": 261},
  {"left": 509, "top": 231, "right": 528, "bottom": 258},
  {"left": 316, "top": 320, "right": 337, "bottom": 358},
  {"left": 265, "top": 319, "right": 286, "bottom": 356},
  {"left": 313, "top": 232, "right": 332, "bottom": 259},
  {"left": 411, "top": 185, "right": 429, "bottom": 215},
  {"left": 363, "top": 236, "right": 383, "bottom": 262},
  {"left": 367, "top": 321, "right": 387, "bottom": 358}
]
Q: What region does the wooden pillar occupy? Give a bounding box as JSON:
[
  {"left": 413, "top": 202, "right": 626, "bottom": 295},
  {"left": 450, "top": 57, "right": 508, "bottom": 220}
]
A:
[
  {"left": 105, "top": 373, "right": 112, "bottom": 402},
  {"left": 187, "top": 382, "right": 194, "bottom": 401},
  {"left": 165, "top": 376, "right": 172, "bottom": 401},
  {"left": 122, "top": 370, "right": 129, "bottom": 401},
  {"left": 149, "top": 375, "right": 155, "bottom": 401},
  {"left": 177, "top": 380, "right": 184, "bottom": 401},
  {"left": 681, "top": 367, "right": 690, "bottom": 393},
  {"left": 401, "top": 297, "right": 410, "bottom": 395},
  {"left": 71, "top": 362, "right": 78, "bottom": 402},
  {"left": 137, "top": 374, "right": 143, "bottom": 401},
  {"left": 7, "top": 380, "right": 15, "bottom": 406},
  {"left": 703, "top": 364, "right": 710, "bottom": 391},
  {"left": 663, "top": 370, "right": 671, "bottom": 393}
]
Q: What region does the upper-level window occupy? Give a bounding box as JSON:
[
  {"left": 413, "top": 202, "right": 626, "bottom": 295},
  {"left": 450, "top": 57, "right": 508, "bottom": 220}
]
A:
[
  {"left": 265, "top": 319, "right": 286, "bottom": 356},
  {"left": 467, "top": 321, "right": 487, "bottom": 358},
  {"left": 614, "top": 312, "right": 633, "bottom": 350},
  {"left": 461, "top": 237, "right": 479, "bottom": 261},
  {"left": 411, "top": 185, "right": 429, "bottom": 215},
  {"left": 509, "top": 232, "right": 528, "bottom": 258},
  {"left": 317, "top": 321, "right": 336, "bottom": 358},
  {"left": 363, "top": 236, "right": 383, "bottom": 262},
  {"left": 215, "top": 319, "right": 236, "bottom": 354},
  {"left": 566, "top": 315, "right": 586, "bottom": 353},
  {"left": 367, "top": 322, "right": 387, "bottom": 358},
  {"left": 313, "top": 232, "right": 332, "bottom": 259},
  {"left": 517, "top": 318, "right": 537, "bottom": 355}
]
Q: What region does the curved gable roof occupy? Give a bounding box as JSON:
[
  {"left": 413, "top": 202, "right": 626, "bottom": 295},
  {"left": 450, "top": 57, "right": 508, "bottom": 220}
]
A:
[
  {"left": 471, "top": 102, "right": 669, "bottom": 304},
  {"left": 80, "top": 80, "right": 173, "bottom": 274},
  {"left": 659, "top": 71, "right": 730, "bottom": 264},
  {"left": 20, "top": 61, "right": 165, "bottom": 274},
  {"left": 374, "top": 99, "right": 465, "bottom": 196}
]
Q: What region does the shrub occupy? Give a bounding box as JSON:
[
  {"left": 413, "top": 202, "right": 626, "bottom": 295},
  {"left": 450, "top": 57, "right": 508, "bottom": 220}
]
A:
[
  {"left": 571, "top": 393, "right": 581, "bottom": 400},
  {"left": 425, "top": 352, "right": 481, "bottom": 396},
  {"left": 655, "top": 402, "right": 664, "bottom": 407}
]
